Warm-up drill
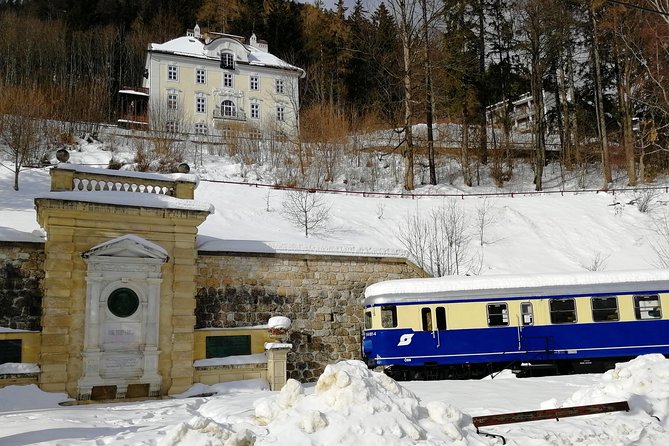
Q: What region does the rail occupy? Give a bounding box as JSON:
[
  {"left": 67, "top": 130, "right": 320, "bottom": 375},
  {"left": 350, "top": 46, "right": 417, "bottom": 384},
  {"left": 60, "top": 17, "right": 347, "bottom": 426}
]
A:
[{"left": 472, "top": 401, "right": 630, "bottom": 444}]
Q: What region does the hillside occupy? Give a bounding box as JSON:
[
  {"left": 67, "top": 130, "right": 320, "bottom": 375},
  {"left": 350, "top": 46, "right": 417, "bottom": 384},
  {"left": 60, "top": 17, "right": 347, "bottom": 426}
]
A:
[{"left": 2, "top": 137, "right": 668, "bottom": 276}]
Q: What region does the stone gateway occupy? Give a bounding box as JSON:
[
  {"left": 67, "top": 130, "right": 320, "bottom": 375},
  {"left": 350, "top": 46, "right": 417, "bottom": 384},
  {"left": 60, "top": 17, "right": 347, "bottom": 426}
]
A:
[{"left": 0, "top": 164, "right": 422, "bottom": 400}]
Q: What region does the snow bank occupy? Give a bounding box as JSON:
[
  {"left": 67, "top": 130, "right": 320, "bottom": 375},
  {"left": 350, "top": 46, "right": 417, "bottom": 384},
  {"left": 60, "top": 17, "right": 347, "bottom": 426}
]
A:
[
  {"left": 252, "top": 360, "right": 474, "bottom": 445},
  {"left": 0, "top": 384, "right": 71, "bottom": 411},
  {"left": 563, "top": 354, "right": 669, "bottom": 425},
  {"left": 173, "top": 378, "right": 270, "bottom": 399}
]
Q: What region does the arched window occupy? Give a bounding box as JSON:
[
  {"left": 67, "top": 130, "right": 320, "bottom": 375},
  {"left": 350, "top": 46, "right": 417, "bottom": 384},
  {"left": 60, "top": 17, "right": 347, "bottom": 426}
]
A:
[{"left": 221, "top": 100, "right": 236, "bottom": 117}]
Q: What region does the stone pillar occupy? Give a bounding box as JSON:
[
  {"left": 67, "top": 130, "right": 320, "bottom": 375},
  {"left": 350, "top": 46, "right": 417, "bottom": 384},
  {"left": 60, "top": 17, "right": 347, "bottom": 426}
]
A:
[{"left": 265, "top": 343, "right": 292, "bottom": 391}]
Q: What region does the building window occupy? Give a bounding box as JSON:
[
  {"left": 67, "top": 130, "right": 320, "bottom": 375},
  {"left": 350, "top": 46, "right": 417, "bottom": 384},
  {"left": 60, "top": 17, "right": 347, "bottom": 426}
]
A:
[
  {"left": 249, "top": 129, "right": 262, "bottom": 140},
  {"left": 167, "top": 93, "right": 178, "bottom": 110},
  {"left": 436, "top": 307, "right": 446, "bottom": 330},
  {"left": 196, "top": 68, "right": 206, "bottom": 84},
  {"left": 250, "top": 102, "right": 260, "bottom": 119},
  {"left": 220, "top": 52, "right": 234, "bottom": 69},
  {"left": 223, "top": 72, "right": 233, "bottom": 88},
  {"left": 275, "top": 78, "right": 285, "bottom": 94},
  {"left": 276, "top": 105, "right": 285, "bottom": 122},
  {"left": 166, "top": 121, "right": 179, "bottom": 133},
  {"left": 381, "top": 306, "right": 397, "bottom": 328},
  {"left": 487, "top": 303, "right": 508, "bottom": 326},
  {"left": 221, "top": 100, "right": 236, "bottom": 117},
  {"left": 0, "top": 339, "right": 22, "bottom": 364},
  {"left": 250, "top": 75, "right": 259, "bottom": 91},
  {"left": 167, "top": 65, "right": 178, "bottom": 81},
  {"left": 195, "top": 96, "right": 206, "bottom": 114},
  {"left": 592, "top": 297, "right": 619, "bottom": 322},
  {"left": 634, "top": 295, "right": 662, "bottom": 320},
  {"left": 194, "top": 122, "right": 208, "bottom": 135},
  {"left": 550, "top": 298, "right": 577, "bottom": 324},
  {"left": 421, "top": 307, "right": 433, "bottom": 331}
]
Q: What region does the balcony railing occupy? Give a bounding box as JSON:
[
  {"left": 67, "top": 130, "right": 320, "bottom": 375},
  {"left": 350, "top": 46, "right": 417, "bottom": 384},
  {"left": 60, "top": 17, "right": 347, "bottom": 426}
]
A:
[{"left": 213, "top": 108, "right": 247, "bottom": 121}]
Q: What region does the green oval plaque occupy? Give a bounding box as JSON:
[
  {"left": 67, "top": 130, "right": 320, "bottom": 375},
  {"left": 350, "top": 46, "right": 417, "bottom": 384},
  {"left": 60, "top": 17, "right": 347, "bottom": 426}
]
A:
[{"left": 107, "top": 288, "right": 140, "bottom": 318}]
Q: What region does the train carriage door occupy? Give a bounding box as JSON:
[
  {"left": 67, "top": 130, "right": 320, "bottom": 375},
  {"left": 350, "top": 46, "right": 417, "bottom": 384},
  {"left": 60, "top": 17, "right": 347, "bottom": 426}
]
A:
[
  {"left": 436, "top": 306, "right": 446, "bottom": 348},
  {"left": 519, "top": 302, "right": 533, "bottom": 350}
]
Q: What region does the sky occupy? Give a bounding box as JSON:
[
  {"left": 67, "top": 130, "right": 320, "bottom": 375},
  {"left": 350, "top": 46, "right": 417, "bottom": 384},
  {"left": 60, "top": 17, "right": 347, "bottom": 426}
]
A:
[{"left": 2, "top": 135, "right": 669, "bottom": 443}]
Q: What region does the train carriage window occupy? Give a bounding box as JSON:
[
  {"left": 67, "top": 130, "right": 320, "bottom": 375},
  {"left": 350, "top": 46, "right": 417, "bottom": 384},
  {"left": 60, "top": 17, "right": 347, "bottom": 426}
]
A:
[
  {"left": 521, "top": 302, "right": 533, "bottom": 325},
  {"left": 421, "top": 308, "right": 433, "bottom": 331},
  {"left": 381, "top": 306, "right": 398, "bottom": 328},
  {"left": 634, "top": 295, "right": 662, "bottom": 320},
  {"left": 364, "top": 311, "right": 372, "bottom": 329},
  {"left": 550, "top": 298, "right": 577, "bottom": 324},
  {"left": 592, "top": 297, "right": 619, "bottom": 322},
  {"left": 436, "top": 307, "right": 447, "bottom": 330},
  {"left": 487, "top": 303, "right": 509, "bottom": 326}
]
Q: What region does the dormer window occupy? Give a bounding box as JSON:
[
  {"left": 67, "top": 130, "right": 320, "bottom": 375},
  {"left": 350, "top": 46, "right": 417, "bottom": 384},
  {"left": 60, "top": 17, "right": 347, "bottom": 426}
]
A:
[{"left": 221, "top": 52, "right": 234, "bottom": 69}]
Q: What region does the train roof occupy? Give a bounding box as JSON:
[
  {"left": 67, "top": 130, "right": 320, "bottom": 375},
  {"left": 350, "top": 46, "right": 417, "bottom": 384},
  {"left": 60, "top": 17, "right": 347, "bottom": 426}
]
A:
[{"left": 363, "top": 269, "right": 669, "bottom": 306}]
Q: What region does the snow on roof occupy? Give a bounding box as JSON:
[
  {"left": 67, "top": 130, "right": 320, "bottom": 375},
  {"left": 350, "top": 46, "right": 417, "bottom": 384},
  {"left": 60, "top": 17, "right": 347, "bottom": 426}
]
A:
[
  {"left": 85, "top": 234, "right": 169, "bottom": 258},
  {"left": 196, "top": 237, "right": 407, "bottom": 259},
  {"left": 36, "top": 191, "right": 214, "bottom": 214},
  {"left": 365, "top": 268, "right": 669, "bottom": 301},
  {"left": 149, "top": 35, "right": 303, "bottom": 74},
  {"left": 118, "top": 90, "right": 149, "bottom": 97},
  {"left": 0, "top": 363, "right": 40, "bottom": 375},
  {"left": 150, "top": 36, "right": 205, "bottom": 57},
  {"left": 55, "top": 163, "right": 198, "bottom": 184},
  {"left": 193, "top": 353, "right": 267, "bottom": 368}
]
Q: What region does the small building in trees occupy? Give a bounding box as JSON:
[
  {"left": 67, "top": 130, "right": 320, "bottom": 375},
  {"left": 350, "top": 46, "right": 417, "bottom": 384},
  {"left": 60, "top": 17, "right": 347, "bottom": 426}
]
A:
[{"left": 119, "top": 25, "right": 305, "bottom": 139}]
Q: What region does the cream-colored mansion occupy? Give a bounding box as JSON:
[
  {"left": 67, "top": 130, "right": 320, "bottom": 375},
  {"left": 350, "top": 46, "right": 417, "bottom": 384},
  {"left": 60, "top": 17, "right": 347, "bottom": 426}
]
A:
[{"left": 119, "top": 25, "right": 305, "bottom": 138}]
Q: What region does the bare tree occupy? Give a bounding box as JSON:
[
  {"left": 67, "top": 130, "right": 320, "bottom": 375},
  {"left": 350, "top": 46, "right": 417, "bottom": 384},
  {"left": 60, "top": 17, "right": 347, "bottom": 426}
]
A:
[
  {"left": 281, "top": 190, "right": 331, "bottom": 237},
  {"left": 476, "top": 197, "right": 497, "bottom": 246},
  {"left": 398, "top": 199, "right": 478, "bottom": 277},
  {"left": 0, "top": 85, "right": 52, "bottom": 190},
  {"left": 652, "top": 212, "right": 669, "bottom": 268}
]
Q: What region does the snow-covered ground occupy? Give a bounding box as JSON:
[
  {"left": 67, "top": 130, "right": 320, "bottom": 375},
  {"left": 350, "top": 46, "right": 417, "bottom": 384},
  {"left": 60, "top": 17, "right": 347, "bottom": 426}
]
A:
[
  {"left": 1, "top": 356, "right": 668, "bottom": 445},
  {"left": 2, "top": 138, "right": 669, "bottom": 444}
]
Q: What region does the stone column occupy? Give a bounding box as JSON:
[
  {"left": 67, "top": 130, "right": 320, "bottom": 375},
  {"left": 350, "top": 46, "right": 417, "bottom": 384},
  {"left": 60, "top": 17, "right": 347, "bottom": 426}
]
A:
[{"left": 265, "top": 343, "right": 292, "bottom": 391}]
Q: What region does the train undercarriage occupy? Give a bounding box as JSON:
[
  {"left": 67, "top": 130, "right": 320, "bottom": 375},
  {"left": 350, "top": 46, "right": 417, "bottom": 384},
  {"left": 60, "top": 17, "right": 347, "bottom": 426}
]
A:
[{"left": 380, "top": 356, "right": 636, "bottom": 381}]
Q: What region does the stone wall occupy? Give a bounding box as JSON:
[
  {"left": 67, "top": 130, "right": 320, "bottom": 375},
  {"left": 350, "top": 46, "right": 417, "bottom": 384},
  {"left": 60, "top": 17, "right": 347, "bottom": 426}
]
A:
[
  {"left": 196, "top": 252, "right": 424, "bottom": 382},
  {"left": 0, "top": 242, "right": 44, "bottom": 331}
]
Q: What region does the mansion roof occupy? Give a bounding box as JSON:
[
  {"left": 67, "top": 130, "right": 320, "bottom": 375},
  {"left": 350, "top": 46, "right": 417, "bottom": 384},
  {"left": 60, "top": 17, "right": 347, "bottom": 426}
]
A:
[{"left": 149, "top": 35, "right": 305, "bottom": 77}]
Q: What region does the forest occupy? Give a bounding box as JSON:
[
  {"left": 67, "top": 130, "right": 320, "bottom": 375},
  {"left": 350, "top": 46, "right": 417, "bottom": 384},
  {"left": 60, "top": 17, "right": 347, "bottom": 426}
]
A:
[{"left": 1, "top": 0, "right": 669, "bottom": 192}]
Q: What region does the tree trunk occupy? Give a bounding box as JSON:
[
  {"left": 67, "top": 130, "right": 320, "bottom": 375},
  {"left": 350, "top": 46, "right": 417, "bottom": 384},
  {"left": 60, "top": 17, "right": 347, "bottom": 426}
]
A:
[
  {"left": 461, "top": 120, "right": 472, "bottom": 186},
  {"left": 477, "top": 0, "right": 488, "bottom": 166},
  {"left": 530, "top": 59, "right": 545, "bottom": 191},
  {"left": 616, "top": 52, "right": 636, "bottom": 185},
  {"left": 591, "top": 5, "right": 612, "bottom": 188},
  {"left": 401, "top": 19, "right": 415, "bottom": 191},
  {"left": 422, "top": 0, "right": 436, "bottom": 185}
]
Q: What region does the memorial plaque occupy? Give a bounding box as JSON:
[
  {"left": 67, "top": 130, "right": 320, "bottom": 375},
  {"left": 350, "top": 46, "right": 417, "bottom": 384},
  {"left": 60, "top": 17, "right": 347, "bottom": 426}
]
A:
[
  {"left": 206, "top": 335, "right": 251, "bottom": 358},
  {"left": 90, "top": 385, "right": 117, "bottom": 401},
  {"left": 126, "top": 383, "right": 150, "bottom": 399},
  {"left": 103, "top": 322, "right": 140, "bottom": 345},
  {"left": 101, "top": 355, "right": 142, "bottom": 378}
]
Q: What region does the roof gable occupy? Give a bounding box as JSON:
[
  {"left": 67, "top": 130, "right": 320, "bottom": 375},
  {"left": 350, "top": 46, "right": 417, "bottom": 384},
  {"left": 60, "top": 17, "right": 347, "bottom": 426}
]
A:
[{"left": 82, "top": 234, "right": 169, "bottom": 262}]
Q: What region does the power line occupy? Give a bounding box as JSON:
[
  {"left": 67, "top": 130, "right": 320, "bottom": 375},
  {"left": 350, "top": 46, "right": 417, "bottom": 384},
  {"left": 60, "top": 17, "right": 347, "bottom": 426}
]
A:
[{"left": 606, "top": 0, "right": 669, "bottom": 17}]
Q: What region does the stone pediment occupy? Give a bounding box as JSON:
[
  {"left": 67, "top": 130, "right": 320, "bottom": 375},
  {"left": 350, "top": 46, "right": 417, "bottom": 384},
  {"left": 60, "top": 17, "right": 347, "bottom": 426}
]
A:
[{"left": 82, "top": 234, "right": 169, "bottom": 262}]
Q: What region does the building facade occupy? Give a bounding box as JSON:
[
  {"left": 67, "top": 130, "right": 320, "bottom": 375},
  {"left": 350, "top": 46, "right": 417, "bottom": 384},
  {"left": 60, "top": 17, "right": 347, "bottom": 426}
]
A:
[{"left": 119, "top": 25, "right": 305, "bottom": 139}]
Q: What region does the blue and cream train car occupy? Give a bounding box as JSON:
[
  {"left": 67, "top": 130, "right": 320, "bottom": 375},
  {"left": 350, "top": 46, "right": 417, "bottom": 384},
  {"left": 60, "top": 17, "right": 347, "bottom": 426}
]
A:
[{"left": 362, "top": 270, "right": 669, "bottom": 379}]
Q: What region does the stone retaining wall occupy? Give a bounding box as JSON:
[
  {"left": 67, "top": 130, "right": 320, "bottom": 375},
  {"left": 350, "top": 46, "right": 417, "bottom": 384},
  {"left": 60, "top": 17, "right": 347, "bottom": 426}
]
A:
[
  {"left": 0, "top": 242, "right": 44, "bottom": 331},
  {"left": 195, "top": 252, "right": 424, "bottom": 382}
]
